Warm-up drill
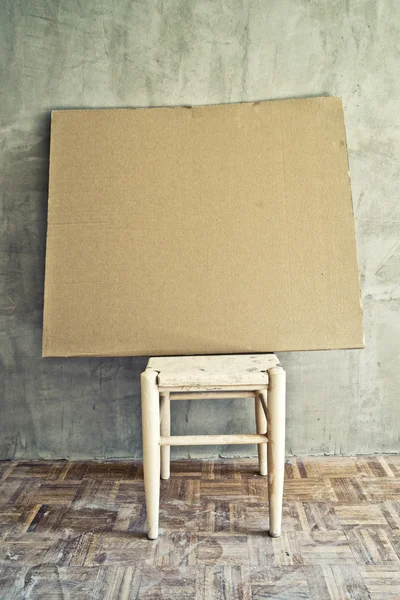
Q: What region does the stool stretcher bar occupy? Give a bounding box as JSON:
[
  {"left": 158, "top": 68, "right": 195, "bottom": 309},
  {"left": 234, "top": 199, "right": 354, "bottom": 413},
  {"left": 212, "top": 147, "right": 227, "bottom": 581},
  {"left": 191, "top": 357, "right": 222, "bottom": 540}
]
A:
[
  {"left": 169, "top": 391, "right": 257, "bottom": 400},
  {"left": 159, "top": 434, "right": 268, "bottom": 446}
]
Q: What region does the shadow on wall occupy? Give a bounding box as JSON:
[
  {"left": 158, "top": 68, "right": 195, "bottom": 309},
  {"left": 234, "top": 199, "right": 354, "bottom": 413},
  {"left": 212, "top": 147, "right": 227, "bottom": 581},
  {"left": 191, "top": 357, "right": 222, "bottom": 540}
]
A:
[
  {"left": 2, "top": 111, "right": 51, "bottom": 331},
  {"left": 1, "top": 110, "right": 147, "bottom": 460}
]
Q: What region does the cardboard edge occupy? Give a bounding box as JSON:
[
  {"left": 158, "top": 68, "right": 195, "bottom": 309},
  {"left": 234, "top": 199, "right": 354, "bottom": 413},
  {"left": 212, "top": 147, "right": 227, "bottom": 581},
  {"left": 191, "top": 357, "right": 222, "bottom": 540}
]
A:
[
  {"left": 339, "top": 99, "right": 365, "bottom": 342},
  {"left": 42, "top": 342, "right": 366, "bottom": 359},
  {"left": 42, "top": 111, "right": 57, "bottom": 359},
  {"left": 49, "top": 95, "right": 342, "bottom": 117}
]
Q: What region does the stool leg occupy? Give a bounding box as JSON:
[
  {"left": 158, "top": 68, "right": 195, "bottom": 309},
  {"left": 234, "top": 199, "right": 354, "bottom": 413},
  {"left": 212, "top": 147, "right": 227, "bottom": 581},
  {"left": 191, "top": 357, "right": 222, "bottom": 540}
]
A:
[
  {"left": 255, "top": 393, "right": 268, "bottom": 476},
  {"left": 160, "top": 392, "right": 170, "bottom": 480},
  {"left": 267, "top": 366, "right": 286, "bottom": 538},
  {"left": 141, "top": 369, "right": 161, "bottom": 540}
]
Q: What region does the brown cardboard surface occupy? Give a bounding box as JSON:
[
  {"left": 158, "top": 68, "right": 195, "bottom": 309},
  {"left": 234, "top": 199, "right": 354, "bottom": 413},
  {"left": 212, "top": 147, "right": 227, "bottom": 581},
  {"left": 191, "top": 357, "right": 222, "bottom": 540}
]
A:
[{"left": 42, "top": 97, "right": 364, "bottom": 357}]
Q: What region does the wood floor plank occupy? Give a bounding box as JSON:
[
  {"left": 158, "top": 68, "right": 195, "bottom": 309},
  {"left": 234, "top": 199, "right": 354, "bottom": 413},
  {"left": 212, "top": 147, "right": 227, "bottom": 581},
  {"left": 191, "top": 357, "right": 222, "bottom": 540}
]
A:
[
  {"left": 302, "top": 502, "right": 342, "bottom": 531},
  {"left": 59, "top": 507, "right": 117, "bottom": 533},
  {"left": 308, "top": 457, "right": 359, "bottom": 479},
  {"left": 334, "top": 504, "right": 387, "bottom": 528},
  {"left": 0, "top": 462, "right": 17, "bottom": 482},
  {"left": 196, "top": 565, "right": 252, "bottom": 600},
  {"left": 328, "top": 478, "right": 367, "bottom": 503},
  {"left": 358, "top": 478, "right": 400, "bottom": 502},
  {"left": 26, "top": 483, "right": 80, "bottom": 506},
  {"left": 250, "top": 566, "right": 310, "bottom": 599},
  {"left": 113, "top": 504, "right": 144, "bottom": 533},
  {"left": 281, "top": 479, "right": 332, "bottom": 502},
  {"left": 247, "top": 530, "right": 275, "bottom": 567},
  {"left": 385, "top": 455, "right": 400, "bottom": 477},
  {"left": 84, "top": 462, "right": 138, "bottom": 481},
  {"left": 0, "top": 506, "right": 24, "bottom": 538},
  {"left": 386, "top": 528, "right": 400, "bottom": 560},
  {"left": 7, "top": 461, "right": 67, "bottom": 481},
  {"left": 345, "top": 527, "right": 400, "bottom": 565},
  {"left": 358, "top": 565, "right": 400, "bottom": 600},
  {"left": 242, "top": 503, "right": 270, "bottom": 533},
  {"left": 94, "top": 565, "right": 142, "bottom": 600},
  {"left": 0, "top": 532, "right": 81, "bottom": 567},
  {"left": 0, "top": 479, "right": 37, "bottom": 507},
  {"left": 58, "top": 461, "right": 89, "bottom": 482},
  {"left": 200, "top": 481, "right": 248, "bottom": 502},
  {"left": 305, "top": 565, "right": 340, "bottom": 600},
  {"left": 71, "top": 531, "right": 155, "bottom": 567},
  {"left": 193, "top": 533, "right": 249, "bottom": 566},
  {"left": 380, "top": 501, "right": 400, "bottom": 530},
  {"left": 272, "top": 532, "right": 304, "bottom": 566},
  {"left": 154, "top": 531, "right": 192, "bottom": 568},
  {"left": 295, "top": 531, "right": 355, "bottom": 565},
  {"left": 330, "top": 564, "right": 371, "bottom": 600},
  {"left": 285, "top": 459, "right": 303, "bottom": 479}
]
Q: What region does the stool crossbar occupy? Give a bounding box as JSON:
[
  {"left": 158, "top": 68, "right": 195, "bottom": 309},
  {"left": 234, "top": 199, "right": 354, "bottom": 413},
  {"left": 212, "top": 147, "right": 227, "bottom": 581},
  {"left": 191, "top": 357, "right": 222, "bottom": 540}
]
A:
[{"left": 141, "top": 354, "right": 286, "bottom": 540}]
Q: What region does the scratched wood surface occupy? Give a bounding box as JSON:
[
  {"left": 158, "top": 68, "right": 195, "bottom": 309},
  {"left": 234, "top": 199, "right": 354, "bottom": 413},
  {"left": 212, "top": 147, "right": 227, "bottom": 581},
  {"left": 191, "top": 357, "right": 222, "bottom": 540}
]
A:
[
  {"left": 148, "top": 354, "right": 280, "bottom": 388},
  {"left": 0, "top": 456, "right": 399, "bottom": 599}
]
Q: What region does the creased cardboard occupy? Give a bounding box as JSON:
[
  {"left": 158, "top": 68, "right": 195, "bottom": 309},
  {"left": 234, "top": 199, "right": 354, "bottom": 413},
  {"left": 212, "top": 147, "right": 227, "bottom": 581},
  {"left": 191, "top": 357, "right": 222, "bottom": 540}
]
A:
[{"left": 42, "top": 97, "right": 364, "bottom": 357}]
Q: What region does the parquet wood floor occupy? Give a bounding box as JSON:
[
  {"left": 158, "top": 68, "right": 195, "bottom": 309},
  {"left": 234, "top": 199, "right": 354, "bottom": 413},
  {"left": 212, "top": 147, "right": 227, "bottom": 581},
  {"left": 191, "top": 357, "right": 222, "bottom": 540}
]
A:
[{"left": 0, "top": 456, "right": 399, "bottom": 599}]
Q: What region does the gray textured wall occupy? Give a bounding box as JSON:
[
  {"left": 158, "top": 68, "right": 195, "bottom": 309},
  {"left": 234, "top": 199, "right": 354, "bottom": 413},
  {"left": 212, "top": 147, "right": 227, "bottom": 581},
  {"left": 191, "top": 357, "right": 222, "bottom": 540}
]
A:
[{"left": 1, "top": 0, "right": 399, "bottom": 460}]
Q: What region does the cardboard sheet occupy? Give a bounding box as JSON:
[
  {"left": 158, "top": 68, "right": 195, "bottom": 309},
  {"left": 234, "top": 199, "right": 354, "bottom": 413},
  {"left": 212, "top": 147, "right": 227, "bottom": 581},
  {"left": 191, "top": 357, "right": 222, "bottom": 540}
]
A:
[{"left": 42, "top": 97, "right": 364, "bottom": 357}]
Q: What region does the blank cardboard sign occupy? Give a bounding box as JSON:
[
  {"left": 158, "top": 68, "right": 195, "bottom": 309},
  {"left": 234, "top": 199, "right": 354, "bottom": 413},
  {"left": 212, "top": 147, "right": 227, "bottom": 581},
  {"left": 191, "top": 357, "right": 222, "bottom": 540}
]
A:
[{"left": 42, "top": 97, "right": 364, "bottom": 357}]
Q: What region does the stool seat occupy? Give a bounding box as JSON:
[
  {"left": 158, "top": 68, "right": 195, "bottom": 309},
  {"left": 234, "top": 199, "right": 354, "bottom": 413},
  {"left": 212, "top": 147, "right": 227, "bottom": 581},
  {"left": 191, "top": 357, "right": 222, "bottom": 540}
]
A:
[{"left": 148, "top": 354, "right": 280, "bottom": 389}]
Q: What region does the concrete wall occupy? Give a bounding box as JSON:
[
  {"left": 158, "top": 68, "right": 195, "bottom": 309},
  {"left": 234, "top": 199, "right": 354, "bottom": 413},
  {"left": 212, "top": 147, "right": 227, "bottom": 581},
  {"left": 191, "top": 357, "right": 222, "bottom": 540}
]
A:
[{"left": 1, "top": 0, "right": 399, "bottom": 460}]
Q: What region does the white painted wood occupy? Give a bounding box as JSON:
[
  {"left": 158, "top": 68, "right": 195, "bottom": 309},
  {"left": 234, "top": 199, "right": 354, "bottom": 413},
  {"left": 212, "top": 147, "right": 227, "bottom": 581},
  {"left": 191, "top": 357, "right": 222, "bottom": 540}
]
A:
[
  {"left": 265, "top": 366, "right": 286, "bottom": 538},
  {"left": 147, "top": 354, "right": 280, "bottom": 388},
  {"left": 141, "top": 369, "right": 161, "bottom": 540},
  {"left": 160, "top": 392, "right": 170, "bottom": 480},
  {"left": 159, "top": 434, "right": 268, "bottom": 446},
  {"left": 255, "top": 394, "right": 268, "bottom": 476},
  {"left": 170, "top": 391, "right": 257, "bottom": 400},
  {"left": 141, "top": 353, "right": 285, "bottom": 540}
]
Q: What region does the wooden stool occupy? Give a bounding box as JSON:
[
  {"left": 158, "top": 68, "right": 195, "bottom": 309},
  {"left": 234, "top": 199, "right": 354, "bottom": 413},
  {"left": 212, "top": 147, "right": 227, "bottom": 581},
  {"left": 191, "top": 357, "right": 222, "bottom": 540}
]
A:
[{"left": 141, "top": 354, "right": 286, "bottom": 540}]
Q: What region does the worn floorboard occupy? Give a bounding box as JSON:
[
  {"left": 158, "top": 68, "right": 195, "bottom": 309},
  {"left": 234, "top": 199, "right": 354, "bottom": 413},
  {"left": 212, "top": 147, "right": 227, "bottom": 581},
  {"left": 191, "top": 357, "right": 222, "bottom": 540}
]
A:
[{"left": 0, "top": 456, "right": 399, "bottom": 599}]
